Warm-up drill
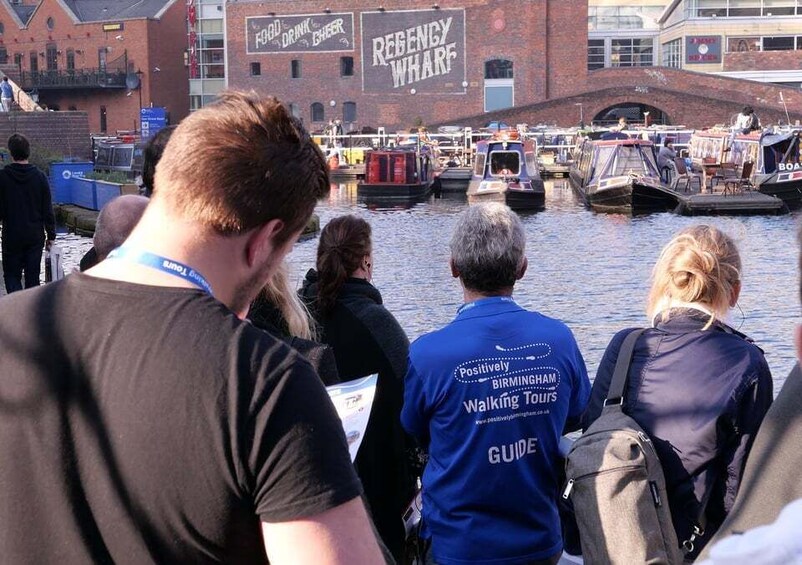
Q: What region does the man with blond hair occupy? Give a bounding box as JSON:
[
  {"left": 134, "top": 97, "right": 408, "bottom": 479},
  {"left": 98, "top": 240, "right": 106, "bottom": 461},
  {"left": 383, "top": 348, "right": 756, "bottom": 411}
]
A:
[{"left": 0, "top": 92, "right": 384, "bottom": 564}]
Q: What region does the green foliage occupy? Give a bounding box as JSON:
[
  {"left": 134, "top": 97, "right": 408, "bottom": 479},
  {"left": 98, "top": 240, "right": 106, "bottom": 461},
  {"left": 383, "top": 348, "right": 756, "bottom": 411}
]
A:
[
  {"left": 84, "top": 170, "right": 132, "bottom": 184},
  {"left": 0, "top": 144, "right": 64, "bottom": 175}
]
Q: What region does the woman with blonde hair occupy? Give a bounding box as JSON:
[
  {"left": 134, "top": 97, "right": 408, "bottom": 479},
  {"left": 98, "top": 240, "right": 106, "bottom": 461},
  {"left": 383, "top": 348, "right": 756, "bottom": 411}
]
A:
[
  {"left": 248, "top": 262, "right": 339, "bottom": 385},
  {"left": 582, "top": 224, "right": 773, "bottom": 558}
]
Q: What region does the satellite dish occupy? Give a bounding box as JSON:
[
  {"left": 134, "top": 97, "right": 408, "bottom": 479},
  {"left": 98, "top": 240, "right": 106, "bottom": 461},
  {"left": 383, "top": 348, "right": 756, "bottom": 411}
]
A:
[{"left": 125, "top": 73, "right": 141, "bottom": 90}]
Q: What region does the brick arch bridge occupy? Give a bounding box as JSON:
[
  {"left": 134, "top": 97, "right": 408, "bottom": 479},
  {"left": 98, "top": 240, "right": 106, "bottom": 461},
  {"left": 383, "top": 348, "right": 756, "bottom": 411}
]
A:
[{"left": 434, "top": 67, "right": 802, "bottom": 130}]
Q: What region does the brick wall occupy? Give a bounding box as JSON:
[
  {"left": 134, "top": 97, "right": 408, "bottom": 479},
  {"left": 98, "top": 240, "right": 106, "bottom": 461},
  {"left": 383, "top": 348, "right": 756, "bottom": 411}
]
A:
[
  {"left": 432, "top": 67, "right": 802, "bottom": 129},
  {"left": 0, "top": 0, "right": 188, "bottom": 134},
  {"left": 0, "top": 111, "right": 91, "bottom": 159},
  {"left": 723, "top": 50, "right": 802, "bottom": 72},
  {"left": 226, "top": 0, "right": 576, "bottom": 131}
]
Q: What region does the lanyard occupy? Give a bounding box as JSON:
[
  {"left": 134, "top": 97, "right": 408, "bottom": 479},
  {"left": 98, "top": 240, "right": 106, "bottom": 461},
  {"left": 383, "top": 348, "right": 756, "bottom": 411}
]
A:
[
  {"left": 106, "top": 247, "right": 214, "bottom": 297},
  {"left": 456, "top": 296, "right": 516, "bottom": 316}
]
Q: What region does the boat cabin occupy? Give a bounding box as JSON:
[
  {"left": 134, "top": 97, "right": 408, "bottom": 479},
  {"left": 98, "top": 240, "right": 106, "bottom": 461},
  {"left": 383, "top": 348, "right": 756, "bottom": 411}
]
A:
[
  {"left": 689, "top": 128, "right": 802, "bottom": 177},
  {"left": 572, "top": 138, "right": 661, "bottom": 186},
  {"left": 473, "top": 131, "right": 539, "bottom": 180},
  {"left": 364, "top": 147, "right": 436, "bottom": 185}
]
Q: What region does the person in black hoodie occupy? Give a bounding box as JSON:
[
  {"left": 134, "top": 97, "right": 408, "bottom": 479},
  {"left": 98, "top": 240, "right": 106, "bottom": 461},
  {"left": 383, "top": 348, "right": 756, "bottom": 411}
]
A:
[
  {"left": 300, "top": 215, "right": 414, "bottom": 562},
  {"left": 0, "top": 133, "right": 55, "bottom": 293}
]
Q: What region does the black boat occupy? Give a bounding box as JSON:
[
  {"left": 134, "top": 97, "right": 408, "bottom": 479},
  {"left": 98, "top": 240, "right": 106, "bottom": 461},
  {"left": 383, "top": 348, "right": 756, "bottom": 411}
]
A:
[
  {"left": 466, "top": 130, "right": 545, "bottom": 211},
  {"left": 569, "top": 137, "right": 681, "bottom": 214}
]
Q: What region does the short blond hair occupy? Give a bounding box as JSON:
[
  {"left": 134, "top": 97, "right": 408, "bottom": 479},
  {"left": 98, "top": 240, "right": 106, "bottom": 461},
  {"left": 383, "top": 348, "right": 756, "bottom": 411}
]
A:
[
  {"left": 154, "top": 91, "right": 328, "bottom": 239},
  {"left": 647, "top": 225, "right": 741, "bottom": 324}
]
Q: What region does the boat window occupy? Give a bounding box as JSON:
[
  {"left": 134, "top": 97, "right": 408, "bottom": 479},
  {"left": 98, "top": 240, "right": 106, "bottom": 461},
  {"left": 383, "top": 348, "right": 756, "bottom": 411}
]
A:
[
  {"left": 489, "top": 151, "right": 520, "bottom": 176},
  {"left": 112, "top": 146, "right": 133, "bottom": 169},
  {"left": 474, "top": 153, "right": 486, "bottom": 176},
  {"left": 607, "top": 146, "right": 647, "bottom": 176},
  {"left": 590, "top": 146, "right": 615, "bottom": 181},
  {"left": 524, "top": 152, "right": 538, "bottom": 176}
]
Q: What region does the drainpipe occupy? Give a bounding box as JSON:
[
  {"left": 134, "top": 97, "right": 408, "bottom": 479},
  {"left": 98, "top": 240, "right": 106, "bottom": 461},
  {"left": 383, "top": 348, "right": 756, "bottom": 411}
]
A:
[{"left": 544, "top": 0, "right": 549, "bottom": 99}]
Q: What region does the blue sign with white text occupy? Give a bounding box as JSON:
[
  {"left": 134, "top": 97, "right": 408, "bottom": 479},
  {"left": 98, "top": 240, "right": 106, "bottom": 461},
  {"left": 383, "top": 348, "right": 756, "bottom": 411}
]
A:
[{"left": 140, "top": 107, "right": 167, "bottom": 140}]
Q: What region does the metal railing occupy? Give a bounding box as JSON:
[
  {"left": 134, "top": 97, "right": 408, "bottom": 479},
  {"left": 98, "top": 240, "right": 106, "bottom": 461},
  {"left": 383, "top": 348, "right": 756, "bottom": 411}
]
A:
[{"left": 19, "top": 68, "right": 128, "bottom": 90}]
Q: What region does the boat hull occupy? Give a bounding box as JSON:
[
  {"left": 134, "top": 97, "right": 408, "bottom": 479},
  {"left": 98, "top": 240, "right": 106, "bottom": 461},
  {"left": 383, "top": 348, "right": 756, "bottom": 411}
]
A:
[
  {"left": 437, "top": 167, "right": 473, "bottom": 193},
  {"left": 570, "top": 176, "right": 680, "bottom": 214},
  {"left": 467, "top": 179, "right": 545, "bottom": 211},
  {"left": 357, "top": 180, "right": 433, "bottom": 199},
  {"left": 757, "top": 174, "right": 802, "bottom": 208}
]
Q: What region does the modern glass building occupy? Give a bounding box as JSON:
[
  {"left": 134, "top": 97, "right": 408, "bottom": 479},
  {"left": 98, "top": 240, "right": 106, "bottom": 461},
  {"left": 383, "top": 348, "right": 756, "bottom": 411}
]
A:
[{"left": 188, "top": 0, "right": 226, "bottom": 110}]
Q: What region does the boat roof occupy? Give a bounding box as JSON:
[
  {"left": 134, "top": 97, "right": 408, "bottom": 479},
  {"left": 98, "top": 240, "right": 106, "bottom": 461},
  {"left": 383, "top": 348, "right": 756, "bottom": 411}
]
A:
[
  {"left": 591, "top": 138, "right": 654, "bottom": 147},
  {"left": 692, "top": 129, "right": 761, "bottom": 141}
]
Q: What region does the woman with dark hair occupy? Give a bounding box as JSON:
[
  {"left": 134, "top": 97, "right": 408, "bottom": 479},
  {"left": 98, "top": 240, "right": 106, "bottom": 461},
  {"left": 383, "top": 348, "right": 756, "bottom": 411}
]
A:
[{"left": 300, "top": 215, "right": 414, "bottom": 562}]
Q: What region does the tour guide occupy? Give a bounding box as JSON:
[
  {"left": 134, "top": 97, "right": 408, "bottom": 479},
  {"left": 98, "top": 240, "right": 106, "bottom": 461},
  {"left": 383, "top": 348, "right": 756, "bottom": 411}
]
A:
[{"left": 402, "top": 203, "right": 591, "bottom": 565}]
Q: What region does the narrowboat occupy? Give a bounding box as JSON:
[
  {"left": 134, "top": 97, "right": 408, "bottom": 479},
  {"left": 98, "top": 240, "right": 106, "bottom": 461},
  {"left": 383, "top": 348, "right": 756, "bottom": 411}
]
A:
[
  {"left": 569, "top": 137, "right": 681, "bottom": 214},
  {"left": 358, "top": 146, "right": 438, "bottom": 199},
  {"left": 466, "top": 130, "right": 545, "bottom": 211},
  {"left": 689, "top": 128, "right": 802, "bottom": 207}
]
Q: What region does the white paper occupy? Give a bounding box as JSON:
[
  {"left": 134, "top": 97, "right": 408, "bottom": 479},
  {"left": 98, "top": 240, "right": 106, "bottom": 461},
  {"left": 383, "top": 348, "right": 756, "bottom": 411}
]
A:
[
  {"left": 326, "top": 375, "right": 378, "bottom": 462},
  {"left": 45, "top": 245, "right": 65, "bottom": 282}
]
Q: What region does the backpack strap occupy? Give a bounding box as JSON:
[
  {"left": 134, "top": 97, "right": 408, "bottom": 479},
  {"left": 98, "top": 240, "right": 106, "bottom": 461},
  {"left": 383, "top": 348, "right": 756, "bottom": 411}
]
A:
[{"left": 604, "top": 328, "right": 647, "bottom": 407}]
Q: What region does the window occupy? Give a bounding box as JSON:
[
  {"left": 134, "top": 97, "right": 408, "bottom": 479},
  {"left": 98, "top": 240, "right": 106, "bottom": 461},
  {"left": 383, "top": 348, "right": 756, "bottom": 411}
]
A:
[
  {"left": 611, "top": 38, "right": 654, "bottom": 66},
  {"left": 689, "top": 0, "right": 802, "bottom": 17},
  {"left": 46, "top": 43, "right": 57, "bottom": 71},
  {"left": 30, "top": 51, "right": 38, "bottom": 73},
  {"left": 98, "top": 48, "right": 107, "bottom": 72},
  {"left": 14, "top": 52, "right": 22, "bottom": 68},
  {"left": 762, "top": 36, "right": 795, "bottom": 50},
  {"left": 200, "top": 37, "right": 224, "bottom": 78},
  {"left": 762, "top": 0, "right": 797, "bottom": 15},
  {"left": 100, "top": 105, "right": 107, "bottom": 134},
  {"left": 588, "top": 5, "right": 664, "bottom": 30},
  {"left": 291, "top": 59, "right": 301, "bottom": 78},
  {"left": 484, "top": 59, "right": 513, "bottom": 79},
  {"left": 46, "top": 17, "right": 55, "bottom": 31},
  {"left": 661, "top": 39, "right": 682, "bottom": 67},
  {"left": 311, "top": 102, "right": 324, "bottom": 122},
  {"left": 0, "top": 48, "right": 7, "bottom": 65},
  {"left": 489, "top": 151, "right": 521, "bottom": 176},
  {"left": 727, "top": 36, "right": 760, "bottom": 51},
  {"left": 250, "top": 62, "right": 261, "bottom": 76},
  {"left": 340, "top": 56, "right": 354, "bottom": 77},
  {"left": 0, "top": 22, "right": 5, "bottom": 35},
  {"left": 343, "top": 101, "right": 356, "bottom": 123},
  {"left": 288, "top": 103, "right": 301, "bottom": 120},
  {"left": 588, "top": 39, "right": 605, "bottom": 70},
  {"left": 66, "top": 49, "right": 75, "bottom": 70}
]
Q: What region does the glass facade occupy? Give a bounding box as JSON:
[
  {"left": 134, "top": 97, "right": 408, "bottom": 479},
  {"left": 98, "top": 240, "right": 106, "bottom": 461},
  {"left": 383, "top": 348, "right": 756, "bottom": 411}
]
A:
[
  {"left": 588, "top": 5, "right": 664, "bottom": 30},
  {"left": 687, "top": 0, "right": 802, "bottom": 17},
  {"left": 189, "top": 0, "right": 225, "bottom": 110},
  {"left": 661, "top": 38, "right": 683, "bottom": 67},
  {"left": 588, "top": 37, "right": 656, "bottom": 69}
]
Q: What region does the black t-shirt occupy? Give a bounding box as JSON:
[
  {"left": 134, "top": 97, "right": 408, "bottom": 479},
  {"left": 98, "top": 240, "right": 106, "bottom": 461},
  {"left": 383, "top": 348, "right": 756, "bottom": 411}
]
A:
[{"left": 0, "top": 274, "right": 362, "bottom": 563}]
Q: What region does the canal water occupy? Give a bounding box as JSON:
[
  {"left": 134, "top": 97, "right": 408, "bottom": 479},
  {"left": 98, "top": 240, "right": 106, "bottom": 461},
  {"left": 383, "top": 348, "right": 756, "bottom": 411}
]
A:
[{"left": 53, "top": 179, "right": 800, "bottom": 391}]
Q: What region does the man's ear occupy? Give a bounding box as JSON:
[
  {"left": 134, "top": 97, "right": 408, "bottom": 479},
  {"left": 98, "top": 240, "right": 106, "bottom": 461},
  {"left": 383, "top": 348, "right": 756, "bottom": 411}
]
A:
[
  {"left": 516, "top": 257, "right": 528, "bottom": 281},
  {"left": 245, "top": 219, "right": 285, "bottom": 268},
  {"left": 449, "top": 258, "right": 460, "bottom": 279}
]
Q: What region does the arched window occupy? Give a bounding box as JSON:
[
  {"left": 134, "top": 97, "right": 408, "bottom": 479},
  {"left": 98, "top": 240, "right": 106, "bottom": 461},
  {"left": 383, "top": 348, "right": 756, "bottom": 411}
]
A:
[
  {"left": 343, "top": 102, "right": 356, "bottom": 123},
  {"left": 484, "top": 59, "right": 513, "bottom": 79},
  {"left": 288, "top": 103, "right": 301, "bottom": 120},
  {"left": 311, "top": 102, "right": 324, "bottom": 122}
]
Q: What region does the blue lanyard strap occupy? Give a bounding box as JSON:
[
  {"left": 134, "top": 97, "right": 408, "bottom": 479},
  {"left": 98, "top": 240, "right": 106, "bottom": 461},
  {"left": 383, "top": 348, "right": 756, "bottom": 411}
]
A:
[{"left": 106, "top": 247, "right": 214, "bottom": 297}]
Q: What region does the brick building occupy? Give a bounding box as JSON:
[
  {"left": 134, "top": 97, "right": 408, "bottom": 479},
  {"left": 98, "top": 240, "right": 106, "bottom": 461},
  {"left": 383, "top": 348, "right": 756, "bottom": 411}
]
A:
[
  {"left": 225, "top": 0, "right": 587, "bottom": 131},
  {"left": 0, "top": 0, "right": 189, "bottom": 134}
]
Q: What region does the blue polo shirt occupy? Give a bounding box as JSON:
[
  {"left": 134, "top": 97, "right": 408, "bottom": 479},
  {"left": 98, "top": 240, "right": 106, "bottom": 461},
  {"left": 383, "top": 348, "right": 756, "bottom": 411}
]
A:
[{"left": 402, "top": 297, "right": 590, "bottom": 565}]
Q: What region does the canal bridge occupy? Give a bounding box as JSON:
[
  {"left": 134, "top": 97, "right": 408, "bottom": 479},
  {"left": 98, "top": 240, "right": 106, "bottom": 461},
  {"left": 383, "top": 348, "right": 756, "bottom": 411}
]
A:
[{"left": 435, "top": 67, "right": 802, "bottom": 130}]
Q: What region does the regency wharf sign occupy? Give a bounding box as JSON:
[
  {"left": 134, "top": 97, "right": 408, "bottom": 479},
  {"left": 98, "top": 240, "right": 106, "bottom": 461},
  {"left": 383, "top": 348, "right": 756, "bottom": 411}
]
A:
[
  {"left": 361, "top": 9, "right": 465, "bottom": 94},
  {"left": 246, "top": 13, "right": 355, "bottom": 54}
]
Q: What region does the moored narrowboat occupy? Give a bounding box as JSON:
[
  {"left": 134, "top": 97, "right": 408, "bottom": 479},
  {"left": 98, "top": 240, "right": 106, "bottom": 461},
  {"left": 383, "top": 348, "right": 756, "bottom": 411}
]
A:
[
  {"left": 358, "top": 147, "right": 438, "bottom": 199},
  {"left": 466, "top": 130, "right": 545, "bottom": 211},
  {"left": 569, "top": 137, "right": 681, "bottom": 214},
  {"left": 689, "top": 128, "right": 802, "bottom": 207}
]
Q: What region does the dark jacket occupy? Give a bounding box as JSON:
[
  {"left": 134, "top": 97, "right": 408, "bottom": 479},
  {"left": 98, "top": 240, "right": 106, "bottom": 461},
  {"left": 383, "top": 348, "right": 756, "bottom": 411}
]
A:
[
  {"left": 0, "top": 163, "right": 56, "bottom": 249},
  {"left": 696, "top": 363, "right": 802, "bottom": 561},
  {"left": 247, "top": 295, "right": 340, "bottom": 386},
  {"left": 300, "top": 269, "right": 414, "bottom": 561},
  {"left": 582, "top": 309, "right": 773, "bottom": 555}
]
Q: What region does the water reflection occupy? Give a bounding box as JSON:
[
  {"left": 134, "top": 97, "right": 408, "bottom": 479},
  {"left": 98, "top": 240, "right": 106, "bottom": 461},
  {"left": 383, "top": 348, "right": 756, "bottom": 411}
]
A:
[{"left": 289, "top": 180, "right": 801, "bottom": 391}]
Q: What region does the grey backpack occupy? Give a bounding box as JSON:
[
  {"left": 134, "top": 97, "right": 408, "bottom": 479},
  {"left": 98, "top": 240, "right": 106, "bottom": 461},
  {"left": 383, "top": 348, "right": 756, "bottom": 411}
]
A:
[{"left": 563, "top": 329, "right": 686, "bottom": 564}]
